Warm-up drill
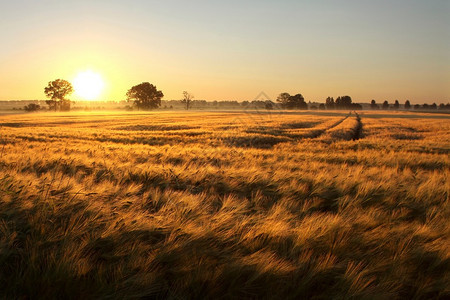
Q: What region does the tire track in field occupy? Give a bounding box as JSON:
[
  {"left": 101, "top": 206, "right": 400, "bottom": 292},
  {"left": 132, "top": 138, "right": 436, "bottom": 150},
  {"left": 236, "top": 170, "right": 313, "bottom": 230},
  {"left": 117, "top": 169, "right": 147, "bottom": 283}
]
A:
[
  {"left": 352, "top": 112, "right": 363, "bottom": 140},
  {"left": 307, "top": 113, "right": 351, "bottom": 139}
]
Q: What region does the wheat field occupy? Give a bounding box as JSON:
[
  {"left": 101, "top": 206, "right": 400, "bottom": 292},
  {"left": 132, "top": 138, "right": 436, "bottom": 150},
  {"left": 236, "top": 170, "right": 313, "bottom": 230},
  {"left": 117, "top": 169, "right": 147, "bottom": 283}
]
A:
[{"left": 0, "top": 110, "right": 449, "bottom": 299}]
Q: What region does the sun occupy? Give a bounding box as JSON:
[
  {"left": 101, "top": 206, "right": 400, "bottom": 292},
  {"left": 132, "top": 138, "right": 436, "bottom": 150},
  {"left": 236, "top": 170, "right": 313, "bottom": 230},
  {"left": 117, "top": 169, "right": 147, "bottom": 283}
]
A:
[{"left": 73, "top": 70, "right": 105, "bottom": 100}]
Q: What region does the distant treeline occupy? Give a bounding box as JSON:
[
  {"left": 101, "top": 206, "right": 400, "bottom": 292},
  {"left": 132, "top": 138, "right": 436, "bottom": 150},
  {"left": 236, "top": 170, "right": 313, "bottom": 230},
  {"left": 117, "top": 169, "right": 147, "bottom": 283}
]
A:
[
  {"left": 1, "top": 99, "right": 449, "bottom": 112},
  {"left": 369, "top": 99, "right": 450, "bottom": 111}
]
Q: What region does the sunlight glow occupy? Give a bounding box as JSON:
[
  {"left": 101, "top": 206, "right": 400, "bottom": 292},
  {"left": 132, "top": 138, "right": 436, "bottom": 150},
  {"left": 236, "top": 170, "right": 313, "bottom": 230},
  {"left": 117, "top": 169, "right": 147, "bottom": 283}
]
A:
[{"left": 73, "top": 70, "right": 105, "bottom": 100}]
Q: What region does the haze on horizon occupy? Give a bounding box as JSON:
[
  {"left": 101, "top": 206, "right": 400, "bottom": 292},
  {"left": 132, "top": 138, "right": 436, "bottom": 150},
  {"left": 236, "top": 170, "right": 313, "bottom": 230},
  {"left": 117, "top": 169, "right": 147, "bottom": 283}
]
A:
[{"left": 0, "top": 0, "right": 448, "bottom": 104}]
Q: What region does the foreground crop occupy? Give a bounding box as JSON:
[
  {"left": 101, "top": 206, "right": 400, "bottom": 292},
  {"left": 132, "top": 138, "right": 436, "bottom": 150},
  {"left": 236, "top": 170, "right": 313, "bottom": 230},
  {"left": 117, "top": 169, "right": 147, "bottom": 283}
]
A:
[{"left": 0, "top": 111, "right": 449, "bottom": 299}]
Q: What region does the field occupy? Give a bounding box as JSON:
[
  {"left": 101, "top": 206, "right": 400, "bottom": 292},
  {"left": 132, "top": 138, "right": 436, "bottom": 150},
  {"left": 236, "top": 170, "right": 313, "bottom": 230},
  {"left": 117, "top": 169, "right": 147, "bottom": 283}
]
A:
[{"left": 0, "top": 110, "right": 449, "bottom": 299}]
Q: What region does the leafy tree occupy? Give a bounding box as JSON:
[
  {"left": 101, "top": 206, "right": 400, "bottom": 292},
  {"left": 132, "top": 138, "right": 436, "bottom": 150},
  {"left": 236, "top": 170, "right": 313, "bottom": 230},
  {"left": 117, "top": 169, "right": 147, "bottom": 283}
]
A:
[
  {"left": 277, "top": 93, "right": 307, "bottom": 109},
  {"left": 325, "top": 97, "right": 335, "bottom": 109},
  {"left": 370, "top": 100, "right": 379, "bottom": 110},
  {"left": 276, "top": 93, "right": 291, "bottom": 107},
  {"left": 182, "top": 91, "right": 194, "bottom": 110},
  {"left": 414, "top": 104, "right": 420, "bottom": 110},
  {"left": 404, "top": 100, "right": 411, "bottom": 109},
  {"left": 335, "top": 95, "right": 353, "bottom": 109},
  {"left": 319, "top": 103, "right": 325, "bottom": 110},
  {"left": 126, "top": 82, "right": 163, "bottom": 110},
  {"left": 382, "top": 100, "right": 389, "bottom": 110},
  {"left": 393, "top": 100, "right": 400, "bottom": 110},
  {"left": 265, "top": 101, "right": 274, "bottom": 110},
  {"left": 24, "top": 103, "right": 40, "bottom": 112},
  {"left": 335, "top": 97, "right": 341, "bottom": 108},
  {"left": 289, "top": 94, "right": 307, "bottom": 109},
  {"left": 430, "top": 103, "right": 437, "bottom": 109},
  {"left": 44, "top": 79, "right": 73, "bottom": 111},
  {"left": 438, "top": 103, "right": 450, "bottom": 110}
]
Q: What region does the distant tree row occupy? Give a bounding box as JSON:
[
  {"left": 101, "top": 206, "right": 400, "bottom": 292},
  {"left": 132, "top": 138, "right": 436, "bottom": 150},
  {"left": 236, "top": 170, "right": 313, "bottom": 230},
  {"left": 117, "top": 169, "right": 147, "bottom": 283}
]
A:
[{"left": 369, "top": 99, "right": 450, "bottom": 110}]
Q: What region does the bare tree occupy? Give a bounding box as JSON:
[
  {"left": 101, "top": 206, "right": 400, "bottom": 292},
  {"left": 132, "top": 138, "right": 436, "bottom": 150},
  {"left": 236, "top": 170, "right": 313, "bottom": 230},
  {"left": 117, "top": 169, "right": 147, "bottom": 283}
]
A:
[{"left": 182, "top": 91, "right": 194, "bottom": 110}]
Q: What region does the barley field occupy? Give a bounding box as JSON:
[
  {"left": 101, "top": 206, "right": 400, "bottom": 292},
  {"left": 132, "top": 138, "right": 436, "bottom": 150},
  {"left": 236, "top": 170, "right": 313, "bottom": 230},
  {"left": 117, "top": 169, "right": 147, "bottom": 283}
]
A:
[{"left": 0, "top": 110, "right": 449, "bottom": 299}]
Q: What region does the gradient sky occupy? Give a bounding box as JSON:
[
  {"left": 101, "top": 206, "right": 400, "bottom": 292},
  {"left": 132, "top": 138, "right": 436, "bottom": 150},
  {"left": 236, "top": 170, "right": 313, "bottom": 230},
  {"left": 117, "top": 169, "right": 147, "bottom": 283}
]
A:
[{"left": 0, "top": 0, "right": 448, "bottom": 103}]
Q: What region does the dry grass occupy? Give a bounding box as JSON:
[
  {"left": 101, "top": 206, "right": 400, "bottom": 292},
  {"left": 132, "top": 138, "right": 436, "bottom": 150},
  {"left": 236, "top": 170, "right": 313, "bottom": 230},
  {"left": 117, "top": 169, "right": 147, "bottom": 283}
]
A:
[{"left": 0, "top": 110, "right": 449, "bottom": 299}]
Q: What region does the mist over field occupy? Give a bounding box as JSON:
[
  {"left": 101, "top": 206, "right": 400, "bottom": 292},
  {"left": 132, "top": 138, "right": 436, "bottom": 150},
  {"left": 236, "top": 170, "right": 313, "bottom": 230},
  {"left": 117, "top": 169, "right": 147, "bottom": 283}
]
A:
[{"left": 0, "top": 110, "right": 448, "bottom": 298}]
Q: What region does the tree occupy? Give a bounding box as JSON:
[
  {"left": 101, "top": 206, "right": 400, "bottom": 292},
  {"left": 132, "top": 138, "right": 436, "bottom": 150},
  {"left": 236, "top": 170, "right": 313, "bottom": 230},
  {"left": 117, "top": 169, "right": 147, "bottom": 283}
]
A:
[
  {"left": 370, "top": 100, "right": 379, "bottom": 110},
  {"left": 182, "top": 91, "right": 194, "bottom": 110},
  {"left": 276, "top": 93, "right": 291, "bottom": 107},
  {"left": 393, "top": 100, "right": 400, "bottom": 110},
  {"left": 44, "top": 79, "right": 73, "bottom": 111},
  {"left": 404, "top": 100, "right": 411, "bottom": 109},
  {"left": 335, "top": 97, "right": 341, "bottom": 108},
  {"left": 382, "top": 100, "right": 389, "bottom": 110},
  {"left": 277, "top": 93, "right": 307, "bottom": 109},
  {"left": 126, "top": 82, "right": 163, "bottom": 110},
  {"left": 335, "top": 95, "right": 353, "bottom": 109},
  {"left": 325, "top": 97, "right": 335, "bottom": 109},
  {"left": 24, "top": 103, "right": 40, "bottom": 112},
  {"left": 265, "top": 101, "right": 274, "bottom": 110},
  {"left": 288, "top": 94, "right": 307, "bottom": 109}
]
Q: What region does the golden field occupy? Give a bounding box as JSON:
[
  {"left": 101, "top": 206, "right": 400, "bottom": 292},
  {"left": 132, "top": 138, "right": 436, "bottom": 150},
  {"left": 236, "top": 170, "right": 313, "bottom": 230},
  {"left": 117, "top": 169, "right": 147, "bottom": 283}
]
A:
[{"left": 0, "top": 110, "right": 449, "bottom": 299}]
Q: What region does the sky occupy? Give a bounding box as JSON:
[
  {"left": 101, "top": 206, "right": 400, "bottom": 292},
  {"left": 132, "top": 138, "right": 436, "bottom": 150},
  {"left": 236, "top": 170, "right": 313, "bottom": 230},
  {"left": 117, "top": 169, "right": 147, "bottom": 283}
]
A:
[{"left": 0, "top": 0, "right": 449, "bottom": 103}]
